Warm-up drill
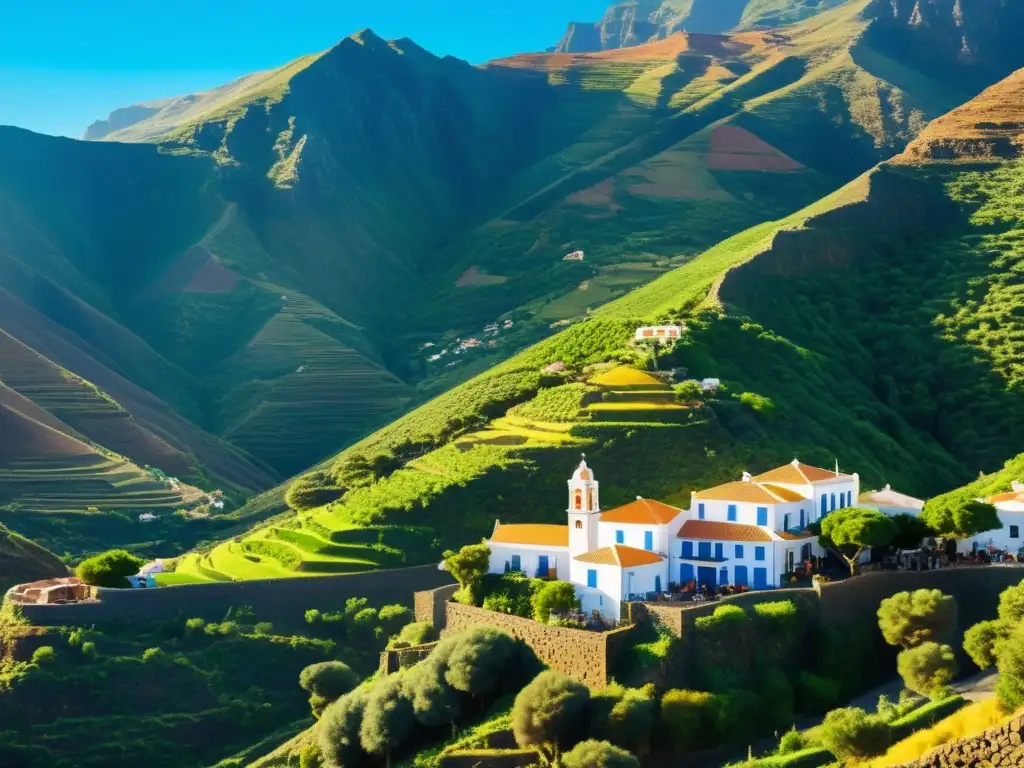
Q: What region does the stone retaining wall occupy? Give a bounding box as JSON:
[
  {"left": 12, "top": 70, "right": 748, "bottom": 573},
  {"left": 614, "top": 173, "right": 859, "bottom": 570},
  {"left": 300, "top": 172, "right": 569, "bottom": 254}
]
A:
[
  {"left": 895, "top": 711, "right": 1024, "bottom": 767},
  {"left": 415, "top": 583, "right": 459, "bottom": 627},
  {"left": 12, "top": 565, "right": 455, "bottom": 631},
  {"left": 443, "top": 601, "right": 635, "bottom": 688}
]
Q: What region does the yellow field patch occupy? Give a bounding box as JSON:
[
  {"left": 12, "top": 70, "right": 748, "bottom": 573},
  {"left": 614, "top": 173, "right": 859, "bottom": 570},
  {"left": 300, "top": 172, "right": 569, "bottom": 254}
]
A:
[{"left": 588, "top": 366, "right": 665, "bottom": 388}]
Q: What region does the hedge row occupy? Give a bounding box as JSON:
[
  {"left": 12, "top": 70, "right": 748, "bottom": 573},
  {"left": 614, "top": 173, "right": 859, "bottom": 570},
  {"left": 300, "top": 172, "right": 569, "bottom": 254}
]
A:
[{"left": 889, "top": 695, "right": 966, "bottom": 742}]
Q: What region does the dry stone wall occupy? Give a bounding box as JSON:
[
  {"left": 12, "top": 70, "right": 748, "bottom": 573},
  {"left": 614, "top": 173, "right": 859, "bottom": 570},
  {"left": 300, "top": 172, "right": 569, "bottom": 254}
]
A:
[
  {"left": 894, "top": 711, "right": 1024, "bottom": 767},
  {"left": 443, "top": 601, "right": 635, "bottom": 688},
  {"left": 415, "top": 583, "right": 458, "bottom": 627}
]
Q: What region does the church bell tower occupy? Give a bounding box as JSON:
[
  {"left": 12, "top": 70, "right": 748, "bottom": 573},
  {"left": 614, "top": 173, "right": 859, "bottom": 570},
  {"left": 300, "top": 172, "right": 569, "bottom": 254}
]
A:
[{"left": 567, "top": 455, "right": 600, "bottom": 558}]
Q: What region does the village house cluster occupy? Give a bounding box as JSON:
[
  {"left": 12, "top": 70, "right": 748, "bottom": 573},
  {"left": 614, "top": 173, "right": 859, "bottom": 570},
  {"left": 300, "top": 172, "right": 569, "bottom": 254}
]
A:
[{"left": 422, "top": 319, "right": 515, "bottom": 367}]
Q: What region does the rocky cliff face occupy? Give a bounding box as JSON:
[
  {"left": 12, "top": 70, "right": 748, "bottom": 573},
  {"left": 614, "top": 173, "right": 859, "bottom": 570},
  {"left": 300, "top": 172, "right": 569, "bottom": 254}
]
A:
[{"left": 894, "top": 710, "right": 1024, "bottom": 767}]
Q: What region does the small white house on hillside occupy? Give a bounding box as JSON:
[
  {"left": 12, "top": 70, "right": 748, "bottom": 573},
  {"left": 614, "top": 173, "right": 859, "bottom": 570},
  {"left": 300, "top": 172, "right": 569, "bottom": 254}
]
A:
[
  {"left": 965, "top": 486, "right": 1024, "bottom": 554},
  {"left": 859, "top": 485, "right": 925, "bottom": 517},
  {"left": 635, "top": 325, "right": 683, "bottom": 343}
]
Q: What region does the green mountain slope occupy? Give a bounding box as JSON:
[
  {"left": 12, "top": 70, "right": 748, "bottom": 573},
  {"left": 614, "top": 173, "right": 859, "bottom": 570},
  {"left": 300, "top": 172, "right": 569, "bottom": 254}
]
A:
[
  {"left": 207, "top": 62, "right": 1024, "bottom": 581},
  {"left": 0, "top": 523, "right": 68, "bottom": 593}
]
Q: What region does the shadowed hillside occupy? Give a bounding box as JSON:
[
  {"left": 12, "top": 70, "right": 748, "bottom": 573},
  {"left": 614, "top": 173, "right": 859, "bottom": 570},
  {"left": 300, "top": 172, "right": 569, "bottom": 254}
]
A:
[{"left": 0, "top": 524, "right": 67, "bottom": 593}]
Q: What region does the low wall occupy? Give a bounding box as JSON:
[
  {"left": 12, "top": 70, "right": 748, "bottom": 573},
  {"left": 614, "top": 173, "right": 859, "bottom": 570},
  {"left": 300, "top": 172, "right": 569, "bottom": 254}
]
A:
[
  {"left": 439, "top": 750, "right": 538, "bottom": 768},
  {"left": 895, "top": 711, "right": 1024, "bottom": 767},
  {"left": 638, "top": 588, "right": 819, "bottom": 638},
  {"left": 415, "top": 583, "right": 459, "bottom": 628},
  {"left": 443, "top": 602, "right": 635, "bottom": 688},
  {"left": 379, "top": 641, "right": 439, "bottom": 675},
  {"left": 13, "top": 565, "right": 455, "bottom": 630}
]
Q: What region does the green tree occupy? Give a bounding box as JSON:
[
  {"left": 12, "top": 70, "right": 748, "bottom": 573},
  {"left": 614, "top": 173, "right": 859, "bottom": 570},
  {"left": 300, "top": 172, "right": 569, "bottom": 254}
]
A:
[
  {"left": 756, "top": 667, "right": 795, "bottom": 730},
  {"left": 403, "top": 658, "right": 462, "bottom": 735},
  {"left": 996, "top": 621, "right": 1024, "bottom": 711},
  {"left": 444, "top": 626, "right": 518, "bottom": 697},
  {"left": 299, "top": 661, "right": 359, "bottom": 718},
  {"left": 359, "top": 674, "right": 415, "bottom": 768},
  {"left": 997, "top": 579, "right": 1024, "bottom": 623},
  {"left": 532, "top": 581, "right": 580, "bottom": 623},
  {"left": 889, "top": 513, "right": 935, "bottom": 550},
  {"left": 819, "top": 508, "right": 896, "bottom": 576},
  {"left": 673, "top": 380, "right": 703, "bottom": 404},
  {"left": 897, "top": 643, "right": 958, "bottom": 699},
  {"left": 318, "top": 686, "right": 371, "bottom": 768},
  {"left": 603, "top": 689, "right": 655, "bottom": 757},
  {"left": 387, "top": 621, "right": 437, "bottom": 649},
  {"left": 512, "top": 670, "right": 590, "bottom": 764},
  {"left": 877, "top": 589, "right": 958, "bottom": 648},
  {"left": 443, "top": 543, "right": 491, "bottom": 604},
  {"left": 776, "top": 727, "right": 808, "bottom": 755},
  {"left": 658, "top": 689, "right": 719, "bottom": 751},
  {"left": 561, "top": 739, "right": 639, "bottom": 768},
  {"left": 75, "top": 549, "right": 145, "bottom": 588},
  {"left": 31, "top": 646, "right": 55, "bottom": 665},
  {"left": 921, "top": 500, "right": 1001, "bottom": 540},
  {"left": 818, "top": 707, "right": 889, "bottom": 761},
  {"left": 286, "top": 471, "right": 346, "bottom": 511},
  {"left": 963, "top": 619, "right": 1011, "bottom": 670},
  {"left": 377, "top": 605, "right": 413, "bottom": 637}
]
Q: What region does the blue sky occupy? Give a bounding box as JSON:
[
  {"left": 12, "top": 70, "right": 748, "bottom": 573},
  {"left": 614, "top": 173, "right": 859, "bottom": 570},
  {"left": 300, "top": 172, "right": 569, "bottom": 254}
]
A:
[{"left": 0, "top": 0, "right": 610, "bottom": 138}]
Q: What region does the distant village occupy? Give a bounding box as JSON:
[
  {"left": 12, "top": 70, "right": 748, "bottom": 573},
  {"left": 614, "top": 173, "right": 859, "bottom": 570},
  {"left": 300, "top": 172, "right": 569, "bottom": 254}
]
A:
[{"left": 420, "top": 319, "right": 516, "bottom": 368}]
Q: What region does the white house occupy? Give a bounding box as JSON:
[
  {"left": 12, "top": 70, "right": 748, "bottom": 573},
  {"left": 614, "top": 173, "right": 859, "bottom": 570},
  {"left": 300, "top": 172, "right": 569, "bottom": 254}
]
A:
[
  {"left": 127, "top": 559, "right": 165, "bottom": 588},
  {"left": 859, "top": 484, "right": 925, "bottom": 517},
  {"left": 965, "top": 485, "right": 1024, "bottom": 554},
  {"left": 635, "top": 325, "right": 683, "bottom": 343},
  {"left": 564, "top": 250, "right": 585, "bottom": 261},
  {"left": 483, "top": 457, "right": 861, "bottom": 621}
]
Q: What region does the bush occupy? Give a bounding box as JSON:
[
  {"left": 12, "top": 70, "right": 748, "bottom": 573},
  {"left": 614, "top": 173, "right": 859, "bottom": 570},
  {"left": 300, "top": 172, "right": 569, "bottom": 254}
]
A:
[
  {"left": 818, "top": 707, "right": 889, "bottom": 760},
  {"left": 388, "top": 621, "right": 437, "bottom": 649},
  {"left": 141, "top": 647, "right": 165, "bottom": 663},
  {"left": 659, "top": 689, "right": 719, "bottom": 751},
  {"left": 300, "top": 661, "right": 359, "bottom": 717},
  {"left": 512, "top": 670, "right": 591, "bottom": 764},
  {"left": 777, "top": 727, "right": 808, "bottom": 755},
  {"left": 887, "top": 695, "right": 965, "bottom": 741},
  {"left": 298, "top": 743, "right": 321, "bottom": 768},
  {"left": 757, "top": 667, "right": 795, "bottom": 730},
  {"left": 598, "top": 688, "right": 655, "bottom": 756},
  {"left": 996, "top": 621, "right": 1024, "bottom": 711},
  {"left": 31, "top": 646, "right": 55, "bottom": 665},
  {"left": 443, "top": 543, "right": 491, "bottom": 604},
  {"left": 998, "top": 579, "right": 1024, "bottom": 624},
  {"left": 877, "top": 589, "right": 957, "bottom": 649},
  {"left": 403, "top": 657, "right": 462, "bottom": 729},
  {"left": 561, "top": 739, "right": 639, "bottom": 768},
  {"left": 479, "top": 572, "right": 545, "bottom": 618},
  {"left": 532, "top": 581, "right": 580, "bottom": 623},
  {"left": 318, "top": 686, "right": 372, "bottom": 768},
  {"left": 359, "top": 674, "right": 415, "bottom": 761},
  {"left": 443, "top": 626, "right": 536, "bottom": 697},
  {"left": 897, "top": 643, "right": 958, "bottom": 699},
  {"left": 796, "top": 672, "right": 839, "bottom": 714},
  {"left": 963, "top": 619, "right": 1010, "bottom": 670},
  {"left": 286, "top": 471, "right": 346, "bottom": 511},
  {"left": 753, "top": 601, "right": 801, "bottom": 662},
  {"left": 81, "top": 641, "right": 97, "bottom": 659},
  {"left": 75, "top": 549, "right": 145, "bottom": 588}
]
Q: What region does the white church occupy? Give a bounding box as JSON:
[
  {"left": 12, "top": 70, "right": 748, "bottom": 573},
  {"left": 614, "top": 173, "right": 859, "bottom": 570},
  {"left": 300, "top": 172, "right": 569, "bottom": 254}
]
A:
[{"left": 485, "top": 456, "right": 860, "bottom": 621}]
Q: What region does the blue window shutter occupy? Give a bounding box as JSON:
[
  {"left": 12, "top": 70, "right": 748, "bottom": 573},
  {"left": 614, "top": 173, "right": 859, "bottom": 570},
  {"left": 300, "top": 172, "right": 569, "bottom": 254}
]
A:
[
  {"left": 799, "top": 509, "right": 806, "bottom": 529},
  {"left": 615, "top": 529, "right": 624, "bottom": 544},
  {"left": 755, "top": 546, "right": 765, "bottom": 561},
  {"left": 728, "top": 504, "right": 737, "bottom": 521},
  {"left": 735, "top": 565, "right": 748, "bottom": 586},
  {"left": 735, "top": 544, "right": 744, "bottom": 558},
  {"left": 820, "top": 495, "right": 827, "bottom": 517},
  {"left": 644, "top": 531, "right": 653, "bottom": 551},
  {"left": 511, "top": 555, "right": 521, "bottom": 571},
  {"left": 587, "top": 569, "right": 597, "bottom": 588},
  {"left": 757, "top": 506, "right": 768, "bottom": 526},
  {"left": 682, "top": 541, "right": 693, "bottom": 558},
  {"left": 698, "top": 542, "right": 711, "bottom": 559},
  {"left": 715, "top": 543, "right": 723, "bottom": 560},
  {"left": 719, "top": 566, "right": 728, "bottom": 586},
  {"left": 698, "top": 503, "right": 705, "bottom": 520},
  {"left": 830, "top": 493, "right": 836, "bottom": 511}
]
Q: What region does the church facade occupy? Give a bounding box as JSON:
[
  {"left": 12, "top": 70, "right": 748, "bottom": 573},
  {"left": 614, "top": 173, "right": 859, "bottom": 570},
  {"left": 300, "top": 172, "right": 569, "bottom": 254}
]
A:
[{"left": 484, "top": 457, "right": 860, "bottom": 621}]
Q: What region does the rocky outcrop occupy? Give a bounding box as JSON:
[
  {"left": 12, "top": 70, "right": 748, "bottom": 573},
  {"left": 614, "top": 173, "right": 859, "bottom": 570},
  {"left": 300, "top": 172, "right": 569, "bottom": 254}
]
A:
[{"left": 893, "top": 711, "right": 1024, "bottom": 767}]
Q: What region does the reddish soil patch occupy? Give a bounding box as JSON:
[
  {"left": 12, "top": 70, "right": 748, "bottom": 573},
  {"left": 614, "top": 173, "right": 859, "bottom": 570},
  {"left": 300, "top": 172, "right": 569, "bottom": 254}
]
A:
[
  {"left": 184, "top": 256, "right": 240, "bottom": 293},
  {"left": 707, "top": 125, "right": 804, "bottom": 171},
  {"left": 566, "top": 178, "right": 622, "bottom": 210},
  {"left": 455, "top": 266, "right": 509, "bottom": 288}
]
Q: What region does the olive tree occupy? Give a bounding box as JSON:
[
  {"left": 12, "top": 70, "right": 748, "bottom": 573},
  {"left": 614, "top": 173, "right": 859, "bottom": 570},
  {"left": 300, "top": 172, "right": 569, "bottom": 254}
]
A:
[
  {"left": 532, "top": 581, "right": 580, "bottom": 623},
  {"left": 403, "top": 658, "right": 462, "bottom": 735},
  {"left": 562, "top": 739, "right": 639, "bottom": 768},
  {"left": 818, "top": 707, "right": 889, "bottom": 761},
  {"left": 877, "top": 589, "right": 958, "bottom": 648},
  {"left": 963, "top": 619, "right": 1012, "bottom": 670},
  {"left": 897, "top": 642, "right": 958, "bottom": 699},
  {"left": 921, "top": 500, "right": 1000, "bottom": 540},
  {"left": 359, "top": 674, "right": 415, "bottom": 767},
  {"left": 299, "top": 661, "right": 359, "bottom": 718},
  {"left": 819, "top": 508, "right": 896, "bottom": 576},
  {"left": 443, "top": 543, "right": 491, "bottom": 604},
  {"left": 512, "top": 670, "right": 591, "bottom": 764},
  {"left": 75, "top": 549, "right": 145, "bottom": 588},
  {"left": 318, "top": 686, "right": 371, "bottom": 768}
]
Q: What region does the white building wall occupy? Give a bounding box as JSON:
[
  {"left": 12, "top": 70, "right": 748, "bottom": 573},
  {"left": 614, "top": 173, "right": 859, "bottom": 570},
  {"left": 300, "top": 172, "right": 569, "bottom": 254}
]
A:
[
  {"left": 487, "top": 544, "right": 568, "bottom": 579},
  {"left": 597, "top": 521, "right": 674, "bottom": 557},
  {"left": 964, "top": 507, "right": 1024, "bottom": 553},
  {"left": 690, "top": 498, "right": 811, "bottom": 532},
  {"left": 570, "top": 561, "right": 622, "bottom": 620}
]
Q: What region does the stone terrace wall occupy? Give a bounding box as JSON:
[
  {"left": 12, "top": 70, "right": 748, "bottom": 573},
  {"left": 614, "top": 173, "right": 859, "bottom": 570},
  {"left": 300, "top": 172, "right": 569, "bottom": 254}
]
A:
[
  {"left": 443, "top": 602, "right": 635, "bottom": 688},
  {"left": 895, "top": 711, "right": 1024, "bottom": 767},
  {"left": 415, "top": 583, "right": 459, "bottom": 628},
  {"left": 14, "top": 565, "right": 455, "bottom": 631},
  {"left": 638, "top": 587, "right": 819, "bottom": 638}
]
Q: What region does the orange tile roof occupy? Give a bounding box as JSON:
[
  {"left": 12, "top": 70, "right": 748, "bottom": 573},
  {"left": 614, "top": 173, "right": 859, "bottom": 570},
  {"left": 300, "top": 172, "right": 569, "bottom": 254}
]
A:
[
  {"left": 693, "top": 481, "right": 802, "bottom": 504},
  {"left": 989, "top": 491, "right": 1024, "bottom": 505},
  {"left": 752, "top": 460, "right": 851, "bottom": 485},
  {"left": 574, "top": 545, "right": 664, "bottom": 567},
  {"left": 489, "top": 524, "right": 568, "bottom": 548},
  {"left": 601, "top": 498, "right": 682, "bottom": 525},
  {"left": 677, "top": 519, "right": 773, "bottom": 542},
  {"left": 761, "top": 484, "right": 810, "bottom": 502},
  {"left": 777, "top": 530, "right": 817, "bottom": 541}
]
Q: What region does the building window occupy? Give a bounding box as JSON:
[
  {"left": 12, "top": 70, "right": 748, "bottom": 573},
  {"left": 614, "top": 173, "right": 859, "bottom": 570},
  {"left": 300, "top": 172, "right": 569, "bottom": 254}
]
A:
[
  {"left": 644, "top": 531, "right": 653, "bottom": 551},
  {"left": 575, "top": 520, "right": 583, "bottom": 529},
  {"left": 735, "top": 545, "right": 744, "bottom": 558},
  {"left": 574, "top": 490, "right": 582, "bottom": 510},
  {"left": 587, "top": 569, "right": 597, "bottom": 588},
  {"left": 799, "top": 509, "right": 806, "bottom": 529},
  {"left": 682, "top": 541, "right": 693, "bottom": 558},
  {"left": 728, "top": 504, "right": 737, "bottom": 522},
  {"left": 715, "top": 543, "right": 723, "bottom": 560},
  {"left": 698, "top": 542, "right": 711, "bottom": 559},
  {"left": 848, "top": 491, "right": 853, "bottom": 507},
  {"left": 820, "top": 495, "right": 827, "bottom": 517},
  {"left": 755, "top": 546, "right": 765, "bottom": 561},
  {"left": 511, "top": 555, "right": 521, "bottom": 571},
  {"left": 698, "top": 503, "right": 705, "bottom": 520},
  {"left": 830, "top": 493, "right": 836, "bottom": 511},
  {"left": 757, "top": 506, "right": 768, "bottom": 526},
  {"left": 783, "top": 513, "right": 791, "bottom": 531},
  {"left": 1012, "top": 526, "right": 1020, "bottom": 539},
  {"left": 615, "top": 529, "right": 624, "bottom": 544}
]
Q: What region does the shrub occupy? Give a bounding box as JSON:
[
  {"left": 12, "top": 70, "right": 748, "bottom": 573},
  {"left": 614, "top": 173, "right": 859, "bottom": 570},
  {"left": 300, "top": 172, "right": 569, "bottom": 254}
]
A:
[
  {"left": 31, "top": 646, "right": 55, "bottom": 665},
  {"left": 659, "top": 689, "right": 719, "bottom": 751},
  {"left": 75, "top": 549, "right": 145, "bottom": 587},
  {"left": 877, "top": 589, "right": 957, "bottom": 649},
  {"left": 81, "top": 641, "right": 97, "bottom": 659},
  {"left": 403, "top": 657, "right": 462, "bottom": 730},
  {"left": 561, "top": 739, "right": 639, "bottom": 768},
  {"left": 512, "top": 670, "right": 591, "bottom": 764},
  {"left": 286, "top": 471, "right": 346, "bottom": 511},
  {"left": 996, "top": 621, "right": 1024, "bottom": 711},
  {"left": 359, "top": 674, "right": 415, "bottom": 761},
  {"left": 444, "top": 626, "right": 529, "bottom": 697},
  {"left": 963, "top": 619, "right": 1011, "bottom": 671},
  {"left": 818, "top": 707, "right": 889, "bottom": 760},
  {"left": 897, "top": 643, "right": 958, "bottom": 699},
  {"left": 388, "top": 621, "right": 437, "bottom": 649},
  {"left": 298, "top": 743, "right": 321, "bottom": 768},
  {"left": 443, "top": 543, "right": 491, "bottom": 604},
  {"left": 300, "top": 661, "right": 359, "bottom": 716},
  {"left": 776, "top": 726, "right": 808, "bottom": 755},
  {"left": 532, "top": 581, "right": 580, "bottom": 623},
  {"left": 377, "top": 605, "right": 412, "bottom": 638},
  {"left": 757, "top": 667, "right": 795, "bottom": 730},
  {"left": 887, "top": 695, "right": 966, "bottom": 742},
  {"left": 603, "top": 688, "right": 655, "bottom": 756},
  {"left": 754, "top": 601, "right": 801, "bottom": 662},
  {"left": 479, "top": 572, "right": 544, "bottom": 618},
  {"left": 998, "top": 579, "right": 1024, "bottom": 624},
  {"left": 141, "top": 647, "right": 165, "bottom": 663},
  {"left": 796, "top": 672, "right": 838, "bottom": 714},
  {"left": 318, "top": 686, "right": 372, "bottom": 768}
]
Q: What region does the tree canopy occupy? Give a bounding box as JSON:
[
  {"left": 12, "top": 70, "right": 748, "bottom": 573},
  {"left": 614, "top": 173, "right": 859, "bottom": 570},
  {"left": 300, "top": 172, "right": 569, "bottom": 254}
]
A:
[
  {"left": 897, "top": 642, "right": 958, "bottom": 699},
  {"left": 443, "top": 543, "right": 491, "bottom": 603},
  {"left": 921, "top": 499, "right": 1001, "bottom": 539},
  {"left": 444, "top": 626, "right": 519, "bottom": 697},
  {"left": 818, "top": 707, "right": 889, "bottom": 761},
  {"left": 533, "top": 580, "right": 580, "bottom": 623},
  {"left": 299, "top": 661, "right": 358, "bottom": 717},
  {"left": 512, "top": 670, "right": 591, "bottom": 764},
  {"left": 75, "top": 549, "right": 145, "bottom": 588},
  {"left": 819, "top": 508, "right": 896, "bottom": 575},
  {"left": 318, "top": 685, "right": 371, "bottom": 768},
  {"left": 877, "top": 589, "right": 958, "bottom": 648},
  {"left": 359, "top": 673, "right": 415, "bottom": 763},
  {"left": 285, "top": 470, "right": 346, "bottom": 511},
  {"left": 888, "top": 513, "right": 935, "bottom": 550},
  {"left": 562, "top": 739, "right": 639, "bottom": 768}
]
